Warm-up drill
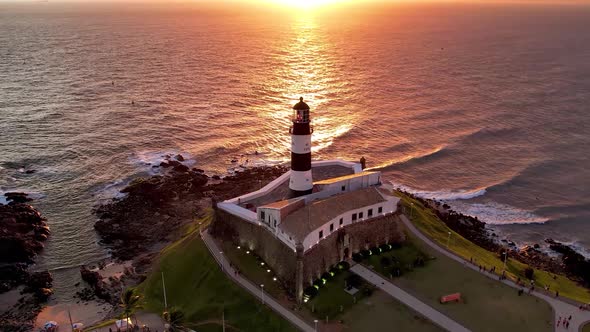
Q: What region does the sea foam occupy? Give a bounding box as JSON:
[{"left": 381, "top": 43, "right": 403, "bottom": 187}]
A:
[
  {"left": 449, "top": 201, "right": 549, "bottom": 225},
  {"left": 390, "top": 182, "right": 487, "bottom": 201}
]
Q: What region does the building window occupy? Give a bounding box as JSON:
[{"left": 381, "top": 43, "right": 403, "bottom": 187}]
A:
[
  {"left": 378, "top": 206, "right": 383, "bottom": 213},
  {"left": 368, "top": 209, "right": 373, "bottom": 217},
  {"left": 330, "top": 223, "right": 334, "bottom": 232},
  {"left": 274, "top": 219, "right": 277, "bottom": 228},
  {"left": 359, "top": 212, "right": 364, "bottom": 219},
  {"left": 261, "top": 211, "right": 265, "bottom": 221},
  {"left": 339, "top": 218, "right": 343, "bottom": 226},
  {"left": 352, "top": 213, "right": 357, "bottom": 221},
  {"left": 341, "top": 185, "right": 345, "bottom": 191},
  {"left": 319, "top": 230, "right": 323, "bottom": 239}
]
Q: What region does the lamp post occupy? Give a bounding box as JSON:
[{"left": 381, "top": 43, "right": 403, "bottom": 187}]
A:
[
  {"left": 162, "top": 272, "right": 168, "bottom": 310},
  {"left": 446, "top": 232, "right": 451, "bottom": 248},
  {"left": 410, "top": 202, "right": 414, "bottom": 220},
  {"left": 260, "top": 284, "right": 265, "bottom": 305},
  {"left": 503, "top": 251, "right": 508, "bottom": 271},
  {"left": 314, "top": 319, "right": 319, "bottom": 332}
]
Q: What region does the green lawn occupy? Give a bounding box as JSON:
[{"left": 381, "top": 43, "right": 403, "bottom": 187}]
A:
[
  {"left": 397, "top": 192, "right": 590, "bottom": 304},
  {"left": 138, "top": 215, "right": 297, "bottom": 332},
  {"left": 391, "top": 237, "right": 554, "bottom": 332},
  {"left": 363, "top": 240, "right": 429, "bottom": 278},
  {"left": 219, "top": 241, "right": 285, "bottom": 301},
  {"left": 343, "top": 290, "right": 444, "bottom": 332},
  {"left": 582, "top": 322, "right": 590, "bottom": 332},
  {"left": 305, "top": 270, "right": 370, "bottom": 319}
]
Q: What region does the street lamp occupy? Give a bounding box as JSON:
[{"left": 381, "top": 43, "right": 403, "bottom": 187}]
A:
[
  {"left": 314, "top": 319, "right": 319, "bottom": 332},
  {"left": 260, "top": 284, "right": 265, "bottom": 305},
  {"left": 503, "top": 251, "right": 508, "bottom": 270},
  {"left": 446, "top": 232, "right": 451, "bottom": 248},
  {"left": 410, "top": 202, "right": 414, "bottom": 220}
]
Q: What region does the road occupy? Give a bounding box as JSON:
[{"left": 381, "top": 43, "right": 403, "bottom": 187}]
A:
[
  {"left": 201, "top": 230, "right": 315, "bottom": 332},
  {"left": 400, "top": 214, "right": 590, "bottom": 332}
]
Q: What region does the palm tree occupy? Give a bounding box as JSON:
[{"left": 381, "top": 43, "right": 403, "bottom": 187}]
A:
[
  {"left": 120, "top": 288, "right": 142, "bottom": 330},
  {"left": 162, "top": 307, "right": 185, "bottom": 332}
]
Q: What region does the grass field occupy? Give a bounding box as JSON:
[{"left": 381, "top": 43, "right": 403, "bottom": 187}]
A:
[
  {"left": 219, "top": 240, "right": 285, "bottom": 300},
  {"left": 343, "top": 290, "right": 444, "bottom": 332},
  {"left": 397, "top": 192, "right": 590, "bottom": 304},
  {"left": 390, "top": 233, "right": 554, "bottom": 332},
  {"left": 305, "top": 270, "right": 369, "bottom": 319},
  {"left": 219, "top": 220, "right": 446, "bottom": 331},
  {"left": 363, "top": 240, "right": 428, "bottom": 277},
  {"left": 138, "top": 214, "right": 297, "bottom": 332}
]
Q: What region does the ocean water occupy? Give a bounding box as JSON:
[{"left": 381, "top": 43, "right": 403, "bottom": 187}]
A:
[{"left": 1, "top": 2, "right": 589, "bottom": 300}]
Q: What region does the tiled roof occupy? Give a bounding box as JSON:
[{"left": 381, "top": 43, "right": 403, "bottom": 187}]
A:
[{"left": 279, "top": 187, "right": 386, "bottom": 242}]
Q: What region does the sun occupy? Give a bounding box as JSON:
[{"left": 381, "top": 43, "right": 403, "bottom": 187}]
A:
[{"left": 269, "top": 0, "right": 346, "bottom": 9}]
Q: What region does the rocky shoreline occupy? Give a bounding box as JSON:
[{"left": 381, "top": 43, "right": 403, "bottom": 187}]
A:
[
  {"left": 94, "top": 155, "right": 288, "bottom": 261},
  {"left": 0, "top": 193, "right": 53, "bottom": 332},
  {"left": 402, "top": 191, "right": 590, "bottom": 288},
  {"left": 89, "top": 157, "right": 289, "bottom": 314}
]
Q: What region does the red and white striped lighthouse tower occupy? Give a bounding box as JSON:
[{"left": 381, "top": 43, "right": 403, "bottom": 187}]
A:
[{"left": 289, "top": 97, "right": 313, "bottom": 197}]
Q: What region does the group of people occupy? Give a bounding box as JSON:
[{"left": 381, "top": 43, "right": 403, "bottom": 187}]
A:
[{"left": 557, "top": 315, "right": 572, "bottom": 329}]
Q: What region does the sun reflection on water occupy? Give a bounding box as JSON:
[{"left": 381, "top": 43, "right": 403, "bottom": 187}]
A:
[{"left": 258, "top": 14, "right": 358, "bottom": 160}]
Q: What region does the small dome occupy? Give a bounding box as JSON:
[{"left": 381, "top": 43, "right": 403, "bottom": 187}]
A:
[{"left": 293, "top": 97, "right": 310, "bottom": 110}]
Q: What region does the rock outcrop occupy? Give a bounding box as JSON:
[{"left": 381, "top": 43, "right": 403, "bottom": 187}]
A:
[
  {"left": 0, "top": 194, "right": 53, "bottom": 330},
  {"left": 94, "top": 164, "right": 288, "bottom": 260}
]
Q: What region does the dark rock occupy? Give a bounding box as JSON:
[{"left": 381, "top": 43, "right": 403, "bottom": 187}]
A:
[
  {"left": 212, "top": 175, "right": 221, "bottom": 180},
  {"left": 80, "top": 266, "right": 112, "bottom": 302},
  {"left": 173, "top": 163, "right": 189, "bottom": 173},
  {"left": 0, "top": 203, "right": 49, "bottom": 264},
  {"left": 174, "top": 154, "right": 185, "bottom": 162},
  {"left": 4, "top": 192, "right": 32, "bottom": 204},
  {"left": 25, "top": 170, "right": 36, "bottom": 174},
  {"left": 94, "top": 165, "right": 288, "bottom": 260}
]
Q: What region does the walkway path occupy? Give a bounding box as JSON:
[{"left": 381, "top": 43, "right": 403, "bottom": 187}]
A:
[
  {"left": 201, "top": 230, "right": 315, "bottom": 332},
  {"left": 350, "top": 263, "right": 471, "bottom": 332},
  {"left": 400, "top": 214, "right": 590, "bottom": 332}
]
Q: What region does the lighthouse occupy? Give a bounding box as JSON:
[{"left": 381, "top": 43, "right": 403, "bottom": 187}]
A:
[{"left": 289, "top": 97, "right": 313, "bottom": 197}]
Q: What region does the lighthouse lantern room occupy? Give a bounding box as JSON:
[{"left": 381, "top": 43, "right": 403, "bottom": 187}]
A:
[{"left": 289, "top": 97, "right": 313, "bottom": 197}]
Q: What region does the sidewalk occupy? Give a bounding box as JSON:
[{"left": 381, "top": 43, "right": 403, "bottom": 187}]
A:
[
  {"left": 350, "top": 264, "right": 471, "bottom": 332},
  {"left": 201, "top": 230, "right": 315, "bottom": 332},
  {"left": 400, "top": 214, "right": 590, "bottom": 332}
]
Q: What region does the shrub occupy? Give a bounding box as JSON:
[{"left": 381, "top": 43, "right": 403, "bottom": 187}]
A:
[
  {"left": 337, "top": 261, "right": 350, "bottom": 271},
  {"left": 313, "top": 279, "right": 323, "bottom": 288},
  {"left": 380, "top": 244, "right": 392, "bottom": 252},
  {"left": 362, "top": 249, "right": 372, "bottom": 257},
  {"left": 371, "top": 246, "right": 381, "bottom": 255},
  {"left": 352, "top": 253, "right": 363, "bottom": 263},
  {"left": 322, "top": 272, "right": 333, "bottom": 281},
  {"left": 524, "top": 267, "right": 534, "bottom": 280},
  {"left": 304, "top": 286, "right": 318, "bottom": 298},
  {"left": 346, "top": 274, "right": 362, "bottom": 289}
]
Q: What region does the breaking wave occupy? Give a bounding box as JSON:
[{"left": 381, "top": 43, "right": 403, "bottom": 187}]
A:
[
  {"left": 390, "top": 181, "right": 488, "bottom": 201},
  {"left": 450, "top": 201, "right": 549, "bottom": 225}
]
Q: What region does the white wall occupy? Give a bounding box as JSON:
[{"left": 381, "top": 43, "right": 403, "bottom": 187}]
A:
[{"left": 301, "top": 196, "right": 400, "bottom": 251}]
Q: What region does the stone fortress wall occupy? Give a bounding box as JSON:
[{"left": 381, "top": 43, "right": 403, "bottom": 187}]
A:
[{"left": 211, "top": 202, "right": 405, "bottom": 302}]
